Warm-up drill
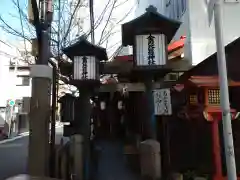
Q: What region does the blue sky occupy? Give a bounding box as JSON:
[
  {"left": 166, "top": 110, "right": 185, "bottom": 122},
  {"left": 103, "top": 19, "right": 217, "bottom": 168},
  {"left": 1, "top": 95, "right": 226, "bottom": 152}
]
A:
[
  {"left": 0, "top": 0, "right": 29, "bottom": 43},
  {"left": 0, "top": 0, "right": 136, "bottom": 54}
]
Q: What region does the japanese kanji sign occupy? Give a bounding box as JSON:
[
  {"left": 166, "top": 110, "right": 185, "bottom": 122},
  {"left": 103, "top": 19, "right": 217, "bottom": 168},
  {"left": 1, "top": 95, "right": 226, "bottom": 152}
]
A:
[{"left": 153, "top": 88, "right": 172, "bottom": 115}]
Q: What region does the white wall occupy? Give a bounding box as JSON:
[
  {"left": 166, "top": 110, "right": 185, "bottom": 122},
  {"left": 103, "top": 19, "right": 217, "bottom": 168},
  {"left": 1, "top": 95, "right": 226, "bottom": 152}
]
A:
[
  {"left": 0, "top": 42, "right": 15, "bottom": 107},
  {"left": 0, "top": 56, "right": 10, "bottom": 107},
  {"left": 8, "top": 70, "right": 31, "bottom": 99},
  {"left": 0, "top": 39, "right": 32, "bottom": 107}
]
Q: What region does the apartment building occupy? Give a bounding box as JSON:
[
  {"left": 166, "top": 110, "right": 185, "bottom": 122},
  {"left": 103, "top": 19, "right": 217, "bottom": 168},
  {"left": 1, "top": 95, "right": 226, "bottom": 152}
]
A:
[
  {"left": 166, "top": 0, "right": 240, "bottom": 65},
  {"left": 135, "top": 0, "right": 240, "bottom": 66}
]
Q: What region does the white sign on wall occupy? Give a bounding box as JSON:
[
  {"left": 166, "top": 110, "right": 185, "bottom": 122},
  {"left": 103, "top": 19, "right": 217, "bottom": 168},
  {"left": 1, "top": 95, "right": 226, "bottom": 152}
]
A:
[{"left": 153, "top": 88, "right": 172, "bottom": 115}]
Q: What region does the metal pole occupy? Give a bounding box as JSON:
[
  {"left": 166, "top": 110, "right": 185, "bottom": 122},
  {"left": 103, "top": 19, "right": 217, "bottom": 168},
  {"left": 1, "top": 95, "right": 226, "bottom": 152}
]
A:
[
  {"left": 89, "top": 0, "right": 95, "bottom": 44},
  {"left": 49, "top": 60, "right": 57, "bottom": 177},
  {"left": 89, "top": 1, "right": 95, "bottom": 179},
  {"left": 213, "top": 0, "right": 237, "bottom": 179}
]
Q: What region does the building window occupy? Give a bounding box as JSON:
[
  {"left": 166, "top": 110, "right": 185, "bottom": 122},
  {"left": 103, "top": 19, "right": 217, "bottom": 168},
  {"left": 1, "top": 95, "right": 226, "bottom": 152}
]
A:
[
  {"left": 16, "top": 76, "right": 30, "bottom": 86},
  {"left": 22, "top": 77, "right": 30, "bottom": 86}
]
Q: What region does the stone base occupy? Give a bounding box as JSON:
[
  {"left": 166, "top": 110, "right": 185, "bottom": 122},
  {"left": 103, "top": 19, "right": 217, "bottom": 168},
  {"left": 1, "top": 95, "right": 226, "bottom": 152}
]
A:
[
  {"left": 171, "top": 173, "right": 183, "bottom": 180},
  {"left": 194, "top": 177, "right": 207, "bottom": 180},
  {"left": 141, "top": 175, "right": 161, "bottom": 180},
  {"left": 139, "top": 139, "right": 161, "bottom": 180},
  {"left": 6, "top": 174, "right": 60, "bottom": 180}
]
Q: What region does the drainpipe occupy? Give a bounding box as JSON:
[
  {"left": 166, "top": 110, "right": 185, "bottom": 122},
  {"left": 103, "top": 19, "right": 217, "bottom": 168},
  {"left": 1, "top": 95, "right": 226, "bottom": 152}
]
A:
[{"left": 48, "top": 59, "right": 57, "bottom": 177}]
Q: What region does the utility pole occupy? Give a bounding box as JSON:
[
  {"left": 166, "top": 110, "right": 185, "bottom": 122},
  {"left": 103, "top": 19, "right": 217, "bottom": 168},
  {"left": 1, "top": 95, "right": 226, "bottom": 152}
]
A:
[
  {"left": 28, "top": 0, "right": 53, "bottom": 177},
  {"left": 89, "top": 0, "right": 95, "bottom": 44},
  {"left": 213, "top": 0, "right": 237, "bottom": 179}
]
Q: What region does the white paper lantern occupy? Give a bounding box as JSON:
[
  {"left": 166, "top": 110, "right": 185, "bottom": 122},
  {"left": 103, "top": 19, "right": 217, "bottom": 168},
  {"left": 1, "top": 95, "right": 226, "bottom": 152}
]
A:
[
  {"left": 73, "top": 56, "right": 97, "bottom": 80},
  {"left": 118, "top": 101, "right": 123, "bottom": 110},
  {"left": 100, "top": 101, "right": 106, "bottom": 110},
  {"left": 135, "top": 34, "right": 166, "bottom": 66}
]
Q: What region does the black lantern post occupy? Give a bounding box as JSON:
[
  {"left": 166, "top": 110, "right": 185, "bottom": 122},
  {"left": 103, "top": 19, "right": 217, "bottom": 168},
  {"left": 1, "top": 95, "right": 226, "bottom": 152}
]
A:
[
  {"left": 63, "top": 35, "right": 108, "bottom": 180},
  {"left": 59, "top": 93, "right": 76, "bottom": 123},
  {"left": 58, "top": 93, "right": 77, "bottom": 138},
  {"left": 121, "top": 5, "right": 181, "bottom": 139}
]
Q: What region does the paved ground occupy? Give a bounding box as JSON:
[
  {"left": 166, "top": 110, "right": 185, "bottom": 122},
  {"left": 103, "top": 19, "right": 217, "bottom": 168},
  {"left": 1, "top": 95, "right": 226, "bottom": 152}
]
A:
[
  {"left": 0, "top": 126, "right": 66, "bottom": 180},
  {"left": 96, "top": 140, "right": 140, "bottom": 180}
]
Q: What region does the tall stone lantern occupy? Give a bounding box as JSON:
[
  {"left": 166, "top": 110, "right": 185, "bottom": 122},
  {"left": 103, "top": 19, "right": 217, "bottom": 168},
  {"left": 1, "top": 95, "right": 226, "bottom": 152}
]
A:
[
  {"left": 121, "top": 5, "right": 181, "bottom": 138},
  {"left": 63, "top": 35, "right": 108, "bottom": 180}
]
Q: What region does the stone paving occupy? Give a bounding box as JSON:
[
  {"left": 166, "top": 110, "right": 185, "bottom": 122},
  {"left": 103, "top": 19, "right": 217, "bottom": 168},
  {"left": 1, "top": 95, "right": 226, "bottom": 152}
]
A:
[{"left": 95, "top": 140, "right": 140, "bottom": 180}]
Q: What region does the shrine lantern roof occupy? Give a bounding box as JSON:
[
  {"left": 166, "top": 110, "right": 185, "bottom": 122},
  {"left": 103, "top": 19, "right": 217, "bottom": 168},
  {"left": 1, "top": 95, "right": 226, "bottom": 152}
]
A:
[
  {"left": 62, "top": 36, "right": 108, "bottom": 61},
  {"left": 186, "top": 76, "right": 240, "bottom": 87},
  {"left": 121, "top": 5, "right": 181, "bottom": 46}
]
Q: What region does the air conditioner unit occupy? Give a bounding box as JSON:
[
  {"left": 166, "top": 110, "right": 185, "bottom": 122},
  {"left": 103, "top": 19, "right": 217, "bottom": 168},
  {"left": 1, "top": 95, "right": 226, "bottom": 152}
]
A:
[{"left": 164, "top": 73, "right": 179, "bottom": 81}]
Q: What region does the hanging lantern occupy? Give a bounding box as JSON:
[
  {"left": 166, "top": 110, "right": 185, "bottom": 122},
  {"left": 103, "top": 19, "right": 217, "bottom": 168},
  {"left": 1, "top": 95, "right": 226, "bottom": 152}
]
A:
[
  {"left": 121, "top": 85, "right": 129, "bottom": 97},
  {"left": 62, "top": 35, "right": 108, "bottom": 86},
  {"left": 118, "top": 100, "right": 123, "bottom": 110},
  {"left": 73, "top": 56, "right": 97, "bottom": 80},
  {"left": 58, "top": 93, "right": 76, "bottom": 122},
  {"left": 121, "top": 5, "right": 181, "bottom": 76},
  {"left": 100, "top": 101, "right": 106, "bottom": 110}
]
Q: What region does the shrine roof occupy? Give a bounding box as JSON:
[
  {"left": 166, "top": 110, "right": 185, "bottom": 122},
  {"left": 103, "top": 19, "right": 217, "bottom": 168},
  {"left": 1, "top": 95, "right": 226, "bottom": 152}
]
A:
[
  {"left": 186, "top": 76, "right": 240, "bottom": 87},
  {"left": 168, "top": 36, "right": 185, "bottom": 52}
]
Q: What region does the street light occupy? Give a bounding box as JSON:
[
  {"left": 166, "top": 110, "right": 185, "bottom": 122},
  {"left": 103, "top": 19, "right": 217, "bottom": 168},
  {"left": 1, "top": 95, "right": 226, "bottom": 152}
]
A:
[{"left": 121, "top": 5, "right": 181, "bottom": 139}]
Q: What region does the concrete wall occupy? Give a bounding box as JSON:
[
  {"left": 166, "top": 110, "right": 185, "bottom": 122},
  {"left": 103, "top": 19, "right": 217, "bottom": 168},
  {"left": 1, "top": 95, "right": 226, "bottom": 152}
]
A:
[
  {"left": 188, "top": 0, "right": 240, "bottom": 65},
  {"left": 8, "top": 69, "right": 31, "bottom": 99},
  {"left": 167, "top": 0, "right": 192, "bottom": 65},
  {"left": 169, "top": 0, "right": 240, "bottom": 65},
  {"left": 135, "top": 0, "right": 166, "bottom": 16},
  {"left": 149, "top": 0, "right": 240, "bottom": 66}
]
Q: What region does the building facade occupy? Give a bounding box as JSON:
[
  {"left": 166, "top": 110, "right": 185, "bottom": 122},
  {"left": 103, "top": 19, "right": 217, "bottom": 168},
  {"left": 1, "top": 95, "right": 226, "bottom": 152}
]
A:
[{"left": 135, "top": 0, "right": 240, "bottom": 66}]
